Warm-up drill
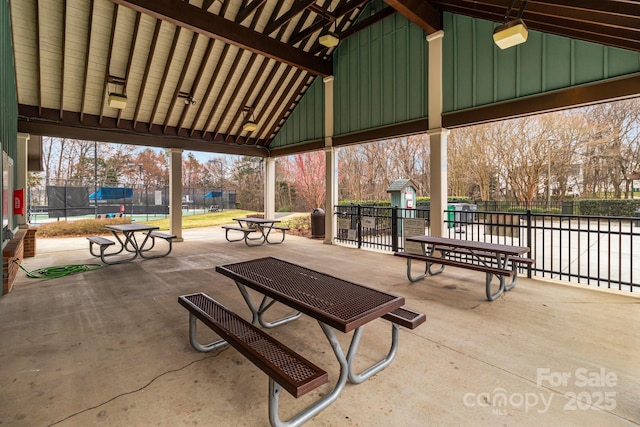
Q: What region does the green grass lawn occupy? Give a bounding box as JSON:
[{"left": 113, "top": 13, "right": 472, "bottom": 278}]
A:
[
  {"left": 138, "top": 209, "right": 261, "bottom": 230},
  {"left": 36, "top": 210, "right": 312, "bottom": 238},
  {"left": 36, "top": 209, "right": 261, "bottom": 237}
]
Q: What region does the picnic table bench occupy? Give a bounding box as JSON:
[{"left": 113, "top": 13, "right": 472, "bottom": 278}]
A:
[
  {"left": 222, "top": 217, "right": 289, "bottom": 246},
  {"left": 397, "top": 236, "right": 534, "bottom": 301},
  {"left": 87, "top": 224, "right": 175, "bottom": 264},
  {"left": 179, "top": 257, "right": 426, "bottom": 426}
]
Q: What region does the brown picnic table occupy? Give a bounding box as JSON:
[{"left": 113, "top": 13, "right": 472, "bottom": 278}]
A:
[
  {"left": 178, "top": 256, "right": 425, "bottom": 426},
  {"left": 396, "top": 235, "right": 534, "bottom": 300}
]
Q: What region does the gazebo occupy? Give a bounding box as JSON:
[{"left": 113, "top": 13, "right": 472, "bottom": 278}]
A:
[{"left": 2, "top": 1, "right": 639, "bottom": 244}]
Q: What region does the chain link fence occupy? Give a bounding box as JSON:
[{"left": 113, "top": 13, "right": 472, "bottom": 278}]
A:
[{"left": 28, "top": 179, "right": 236, "bottom": 223}]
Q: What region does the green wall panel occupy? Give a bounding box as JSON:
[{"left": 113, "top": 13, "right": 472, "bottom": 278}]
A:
[
  {"left": 334, "top": 12, "right": 428, "bottom": 137},
  {"left": 1, "top": 0, "right": 17, "bottom": 158},
  {"left": 443, "top": 12, "right": 640, "bottom": 113},
  {"left": 1, "top": 0, "right": 18, "bottom": 240},
  {"left": 270, "top": 77, "right": 324, "bottom": 149},
  {"left": 272, "top": 10, "right": 640, "bottom": 148}
]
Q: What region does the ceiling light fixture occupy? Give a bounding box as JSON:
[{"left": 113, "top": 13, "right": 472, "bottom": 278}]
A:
[
  {"left": 108, "top": 93, "right": 128, "bottom": 109},
  {"left": 242, "top": 106, "right": 257, "bottom": 132},
  {"left": 107, "top": 75, "right": 128, "bottom": 109},
  {"left": 178, "top": 92, "right": 197, "bottom": 105},
  {"left": 319, "top": 32, "right": 339, "bottom": 48},
  {"left": 319, "top": 6, "right": 339, "bottom": 48},
  {"left": 493, "top": 0, "right": 528, "bottom": 49}
]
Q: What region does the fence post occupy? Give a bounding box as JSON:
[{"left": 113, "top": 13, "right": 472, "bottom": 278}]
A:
[
  {"left": 526, "top": 209, "right": 533, "bottom": 278},
  {"left": 357, "top": 204, "right": 362, "bottom": 249},
  {"left": 391, "top": 206, "right": 398, "bottom": 252}
]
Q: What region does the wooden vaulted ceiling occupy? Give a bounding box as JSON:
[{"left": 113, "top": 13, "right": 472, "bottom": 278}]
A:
[{"left": 10, "top": 1, "right": 640, "bottom": 157}]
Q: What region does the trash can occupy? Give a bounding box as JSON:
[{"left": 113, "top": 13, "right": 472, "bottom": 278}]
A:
[
  {"left": 635, "top": 208, "right": 640, "bottom": 227},
  {"left": 311, "top": 208, "right": 325, "bottom": 238},
  {"left": 461, "top": 203, "right": 477, "bottom": 223}
]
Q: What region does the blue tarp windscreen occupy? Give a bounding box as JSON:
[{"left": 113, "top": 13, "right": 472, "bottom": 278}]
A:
[{"left": 89, "top": 187, "right": 133, "bottom": 200}]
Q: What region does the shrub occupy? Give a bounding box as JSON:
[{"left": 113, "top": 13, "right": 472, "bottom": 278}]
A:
[{"left": 281, "top": 214, "right": 311, "bottom": 236}]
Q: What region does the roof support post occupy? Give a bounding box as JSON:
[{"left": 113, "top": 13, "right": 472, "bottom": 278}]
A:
[
  {"left": 168, "top": 148, "right": 184, "bottom": 242},
  {"left": 426, "top": 30, "right": 448, "bottom": 237},
  {"left": 16, "top": 133, "right": 30, "bottom": 228},
  {"left": 323, "top": 75, "right": 337, "bottom": 244},
  {"left": 264, "top": 157, "right": 275, "bottom": 219}
]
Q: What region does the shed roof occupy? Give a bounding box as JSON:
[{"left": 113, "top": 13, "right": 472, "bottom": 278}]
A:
[{"left": 387, "top": 179, "right": 417, "bottom": 193}]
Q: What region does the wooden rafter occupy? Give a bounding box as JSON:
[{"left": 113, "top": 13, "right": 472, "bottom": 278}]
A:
[
  {"left": 189, "top": 44, "right": 230, "bottom": 137},
  {"left": 201, "top": 49, "right": 245, "bottom": 138},
  {"left": 79, "top": 0, "right": 94, "bottom": 123},
  {"left": 148, "top": 26, "right": 182, "bottom": 130},
  {"left": 176, "top": 39, "right": 215, "bottom": 134},
  {"left": 109, "top": 0, "right": 332, "bottom": 76},
  {"left": 35, "top": 0, "right": 41, "bottom": 117},
  {"left": 99, "top": 3, "right": 120, "bottom": 126},
  {"left": 60, "top": 0, "right": 67, "bottom": 120},
  {"left": 133, "top": 19, "right": 161, "bottom": 128},
  {"left": 163, "top": 31, "right": 198, "bottom": 133},
  {"left": 118, "top": 11, "right": 141, "bottom": 127}
]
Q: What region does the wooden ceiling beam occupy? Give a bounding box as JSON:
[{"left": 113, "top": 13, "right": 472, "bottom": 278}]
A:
[
  {"left": 35, "top": 0, "right": 42, "bottom": 117},
  {"left": 148, "top": 26, "right": 182, "bottom": 130},
  {"left": 133, "top": 19, "right": 162, "bottom": 128},
  {"left": 201, "top": 49, "right": 244, "bottom": 138},
  {"left": 261, "top": 72, "right": 310, "bottom": 146},
  {"left": 176, "top": 39, "right": 214, "bottom": 134},
  {"left": 60, "top": 0, "right": 67, "bottom": 120},
  {"left": 118, "top": 12, "right": 141, "bottom": 128},
  {"left": 99, "top": 4, "right": 120, "bottom": 126},
  {"left": 226, "top": 57, "right": 271, "bottom": 137},
  {"left": 163, "top": 32, "right": 198, "bottom": 133},
  {"left": 384, "top": 0, "right": 442, "bottom": 33},
  {"left": 264, "top": 0, "right": 315, "bottom": 36},
  {"left": 80, "top": 0, "right": 94, "bottom": 123},
  {"left": 236, "top": 0, "right": 268, "bottom": 24},
  {"left": 211, "top": 53, "right": 258, "bottom": 140},
  {"left": 18, "top": 105, "right": 270, "bottom": 156},
  {"left": 188, "top": 44, "right": 230, "bottom": 137},
  {"left": 109, "top": 0, "right": 332, "bottom": 76}
]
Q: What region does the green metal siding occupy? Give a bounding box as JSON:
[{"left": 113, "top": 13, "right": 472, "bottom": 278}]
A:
[
  {"left": 443, "top": 12, "right": 640, "bottom": 113},
  {"left": 1, "top": 0, "right": 19, "bottom": 236},
  {"left": 270, "top": 77, "right": 324, "bottom": 149},
  {"left": 272, "top": 10, "right": 640, "bottom": 148},
  {"left": 334, "top": 12, "right": 428, "bottom": 137}
]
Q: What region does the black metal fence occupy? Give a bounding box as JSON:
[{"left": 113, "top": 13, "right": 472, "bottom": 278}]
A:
[{"left": 334, "top": 205, "right": 640, "bottom": 293}]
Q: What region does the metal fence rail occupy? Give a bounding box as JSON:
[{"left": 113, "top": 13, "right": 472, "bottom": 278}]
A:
[{"left": 334, "top": 205, "right": 639, "bottom": 293}]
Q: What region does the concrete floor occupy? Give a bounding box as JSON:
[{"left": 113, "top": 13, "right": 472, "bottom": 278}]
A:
[{"left": 0, "top": 226, "right": 638, "bottom": 427}]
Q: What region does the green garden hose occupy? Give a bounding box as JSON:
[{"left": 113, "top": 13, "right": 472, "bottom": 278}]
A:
[{"left": 16, "top": 262, "right": 102, "bottom": 279}]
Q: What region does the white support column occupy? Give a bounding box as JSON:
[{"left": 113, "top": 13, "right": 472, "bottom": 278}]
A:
[
  {"left": 323, "top": 75, "right": 337, "bottom": 244},
  {"left": 428, "top": 128, "right": 450, "bottom": 237},
  {"left": 168, "top": 148, "right": 184, "bottom": 242},
  {"left": 264, "top": 157, "right": 275, "bottom": 219},
  {"left": 426, "top": 30, "right": 448, "bottom": 237},
  {"left": 16, "top": 133, "right": 30, "bottom": 228}
]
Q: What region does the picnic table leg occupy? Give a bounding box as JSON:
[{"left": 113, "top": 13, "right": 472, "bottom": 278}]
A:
[
  {"left": 268, "top": 322, "right": 348, "bottom": 427},
  {"left": 345, "top": 323, "right": 400, "bottom": 384},
  {"left": 405, "top": 258, "right": 429, "bottom": 282},
  {"left": 504, "top": 259, "right": 519, "bottom": 291},
  {"left": 485, "top": 254, "right": 508, "bottom": 301},
  {"left": 108, "top": 231, "right": 139, "bottom": 263},
  {"left": 187, "top": 313, "right": 230, "bottom": 353},
  {"left": 235, "top": 282, "right": 302, "bottom": 328}
]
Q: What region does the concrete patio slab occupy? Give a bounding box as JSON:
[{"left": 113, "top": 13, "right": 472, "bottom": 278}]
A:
[{"left": 0, "top": 226, "right": 638, "bottom": 426}]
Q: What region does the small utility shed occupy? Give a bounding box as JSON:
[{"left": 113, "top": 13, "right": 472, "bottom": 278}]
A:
[{"left": 387, "top": 179, "right": 418, "bottom": 209}]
